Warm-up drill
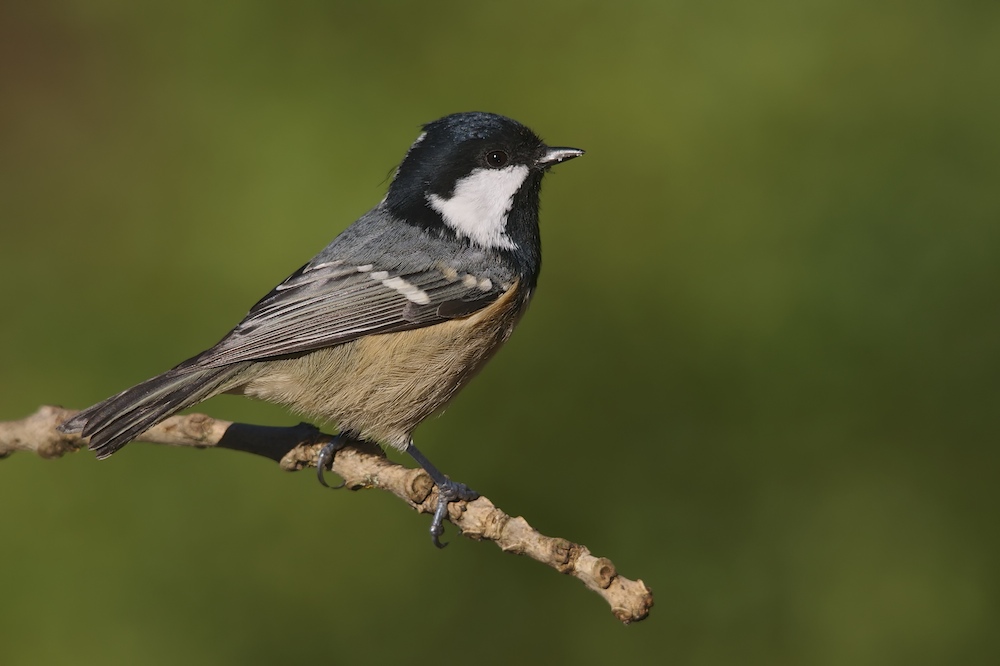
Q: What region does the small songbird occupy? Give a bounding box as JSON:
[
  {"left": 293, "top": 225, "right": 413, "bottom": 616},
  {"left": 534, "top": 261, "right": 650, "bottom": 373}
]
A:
[{"left": 59, "top": 112, "right": 584, "bottom": 546}]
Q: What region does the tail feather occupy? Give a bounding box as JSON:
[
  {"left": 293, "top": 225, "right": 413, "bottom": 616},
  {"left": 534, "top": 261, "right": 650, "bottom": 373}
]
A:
[{"left": 59, "top": 364, "right": 243, "bottom": 459}]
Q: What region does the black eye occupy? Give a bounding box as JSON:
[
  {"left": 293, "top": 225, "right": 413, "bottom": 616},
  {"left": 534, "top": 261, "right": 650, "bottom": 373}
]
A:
[{"left": 485, "top": 150, "right": 509, "bottom": 168}]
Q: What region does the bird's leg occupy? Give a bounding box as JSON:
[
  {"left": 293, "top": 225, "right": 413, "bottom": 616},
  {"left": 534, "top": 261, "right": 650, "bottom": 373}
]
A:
[
  {"left": 316, "top": 432, "right": 352, "bottom": 489},
  {"left": 405, "top": 440, "right": 479, "bottom": 548}
]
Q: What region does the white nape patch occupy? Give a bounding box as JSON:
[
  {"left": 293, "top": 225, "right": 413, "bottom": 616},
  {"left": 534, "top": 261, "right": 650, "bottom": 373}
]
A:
[
  {"left": 427, "top": 165, "right": 530, "bottom": 250},
  {"left": 371, "top": 273, "right": 430, "bottom": 305},
  {"left": 393, "top": 132, "right": 428, "bottom": 180}
]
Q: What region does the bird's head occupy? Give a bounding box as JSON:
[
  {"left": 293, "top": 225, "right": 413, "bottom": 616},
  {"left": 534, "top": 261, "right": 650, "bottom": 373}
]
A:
[{"left": 385, "top": 112, "right": 583, "bottom": 261}]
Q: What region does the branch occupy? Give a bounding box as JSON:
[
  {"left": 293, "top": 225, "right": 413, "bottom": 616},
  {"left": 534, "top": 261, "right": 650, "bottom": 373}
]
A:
[{"left": 1, "top": 405, "right": 653, "bottom": 624}]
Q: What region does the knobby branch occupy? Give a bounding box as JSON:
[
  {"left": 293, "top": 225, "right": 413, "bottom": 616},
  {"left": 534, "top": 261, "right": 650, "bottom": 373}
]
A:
[{"left": 1, "top": 405, "right": 653, "bottom": 624}]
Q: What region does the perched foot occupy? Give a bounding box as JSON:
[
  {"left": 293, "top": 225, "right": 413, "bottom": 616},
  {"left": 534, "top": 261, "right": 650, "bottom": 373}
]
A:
[
  {"left": 405, "top": 440, "right": 480, "bottom": 548},
  {"left": 316, "top": 433, "right": 351, "bottom": 489},
  {"left": 429, "top": 479, "right": 480, "bottom": 548}
]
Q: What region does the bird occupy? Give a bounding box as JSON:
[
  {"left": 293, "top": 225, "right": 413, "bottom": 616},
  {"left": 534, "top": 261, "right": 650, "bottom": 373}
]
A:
[{"left": 59, "top": 111, "right": 584, "bottom": 546}]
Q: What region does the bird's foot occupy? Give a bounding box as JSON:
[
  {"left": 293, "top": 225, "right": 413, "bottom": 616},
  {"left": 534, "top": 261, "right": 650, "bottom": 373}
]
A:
[
  {"left": 429, "top": 479, "right": 480, "bottom": 549},
  {"left": 316, "top": 433, "right": 351, "bottom": 489}
]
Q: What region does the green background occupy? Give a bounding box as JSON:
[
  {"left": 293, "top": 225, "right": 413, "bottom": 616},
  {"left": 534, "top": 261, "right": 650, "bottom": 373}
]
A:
[{"left": 2, "top": 1, "right": 997, "bottom": 664}]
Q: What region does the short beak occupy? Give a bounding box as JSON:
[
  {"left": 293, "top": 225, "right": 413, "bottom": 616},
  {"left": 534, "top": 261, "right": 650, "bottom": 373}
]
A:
[{"left": 536, "top": 146, "right": 585, "bottom": 167}]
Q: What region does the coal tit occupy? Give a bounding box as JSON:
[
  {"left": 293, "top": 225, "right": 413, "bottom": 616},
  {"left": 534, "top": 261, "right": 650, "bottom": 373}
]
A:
[{"left": 59, "top": 111, "right": 584, "bottom": 546}]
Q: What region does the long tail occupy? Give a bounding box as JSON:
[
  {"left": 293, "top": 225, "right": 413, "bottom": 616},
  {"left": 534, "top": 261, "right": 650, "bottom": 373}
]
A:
[{"left": 58, "top": 364, "right": 244, "bottom": 459}]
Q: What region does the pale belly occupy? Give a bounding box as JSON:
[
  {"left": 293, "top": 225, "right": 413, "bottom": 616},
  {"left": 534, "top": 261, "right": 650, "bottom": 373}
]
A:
[{"left": 232, "top": 284, "right": 528, "bottom": 449}]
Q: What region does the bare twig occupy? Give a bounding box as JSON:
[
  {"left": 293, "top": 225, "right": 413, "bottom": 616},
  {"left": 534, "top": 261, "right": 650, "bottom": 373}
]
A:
[{"left": 1, "top": 405, "right": 654, "bottom": 624}]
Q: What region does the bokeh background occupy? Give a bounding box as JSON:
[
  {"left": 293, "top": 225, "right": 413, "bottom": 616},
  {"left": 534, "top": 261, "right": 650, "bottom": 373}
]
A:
[{"left": 2, "top": 1, "right": 998, "bottom": 664}]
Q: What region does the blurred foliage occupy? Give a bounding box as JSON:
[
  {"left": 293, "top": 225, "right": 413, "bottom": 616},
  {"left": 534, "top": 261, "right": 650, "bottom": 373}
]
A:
[{"left": 2, "top": 1, "right": 998, "bottom": 664}]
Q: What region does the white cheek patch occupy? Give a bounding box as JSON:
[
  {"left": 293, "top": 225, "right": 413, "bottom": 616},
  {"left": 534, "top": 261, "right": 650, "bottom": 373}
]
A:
[{"left": 426, "top": 165, "right": 530, "bottom": 250}]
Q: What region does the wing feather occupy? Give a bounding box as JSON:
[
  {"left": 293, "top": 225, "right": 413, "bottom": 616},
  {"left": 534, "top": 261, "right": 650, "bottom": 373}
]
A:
[{"left": 193, "top": 262, "right": 504, "bottom": 367}]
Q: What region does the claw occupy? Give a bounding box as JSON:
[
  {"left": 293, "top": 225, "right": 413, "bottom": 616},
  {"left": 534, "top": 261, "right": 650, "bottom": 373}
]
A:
[
  {"left": 405, "top": 440, "right": 479, "bottom": 547},
  {"left": 316, "top": 434, "right": 349, "bottom": 489},
  {"left": 429, "top": 479, "right": 480, "bottom": 548}
]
